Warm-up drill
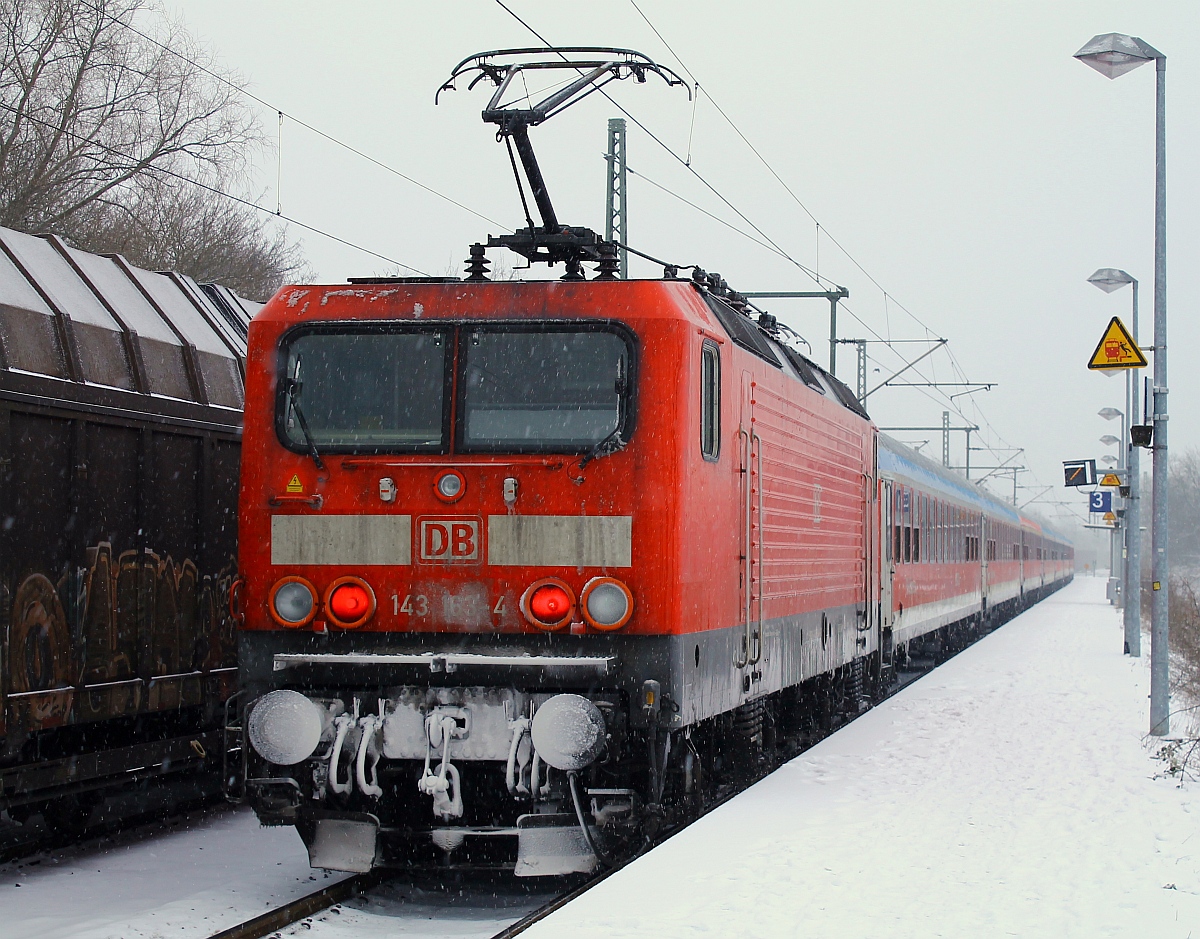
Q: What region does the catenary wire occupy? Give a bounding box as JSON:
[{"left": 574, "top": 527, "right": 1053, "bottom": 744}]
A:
[
  {"left": 94, "top": 0, "right": 1043, "bottom": 499},
  {"left": 490, "top": 0, "right": 831, "bottom": 290},
  {"left": 0, "top": 100, "right": 429, "bottom": 275},
  {"left": 78, "top": 0, "right": 511, "bottom": 232},
  {"left": 622, "top": 0, "right": 1056, "bottom": 493}
]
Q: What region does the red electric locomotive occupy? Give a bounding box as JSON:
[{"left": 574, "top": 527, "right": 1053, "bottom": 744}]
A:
[{"left": 231, "top": 49, "right": 1071, "bottom": 875}]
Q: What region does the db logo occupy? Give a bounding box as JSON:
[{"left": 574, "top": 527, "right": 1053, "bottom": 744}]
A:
[{"left": 418, "top": 517, "right": 481, "bottom": 562}]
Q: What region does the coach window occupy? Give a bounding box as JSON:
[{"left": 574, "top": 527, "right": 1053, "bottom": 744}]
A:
[
  {"left": 700, "top": 340, "right": 721, "bottom": 461},
  {"left": 892, "top": 489, "right": 902, "bottom": 561},
  {"left": 931, "top": 500, "right": 938, "bottom": 562},
  {"left": 913, "top": 495, "right": 922, "bottom": 562}
]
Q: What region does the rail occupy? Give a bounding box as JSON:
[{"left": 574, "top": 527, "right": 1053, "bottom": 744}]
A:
[{"left": 206, "top": 870, "right": 389, "bottom": 939}]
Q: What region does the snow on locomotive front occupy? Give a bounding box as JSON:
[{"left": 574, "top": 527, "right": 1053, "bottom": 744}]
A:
[{"left": 236, "top": 278, "right": 715, "bottom": 874}]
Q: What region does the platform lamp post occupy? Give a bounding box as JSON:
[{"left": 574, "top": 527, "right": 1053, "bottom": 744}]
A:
[
  {"left": 1076, "top": 34, "right": 1168, "bottom": 734},
  {"left": 1090, "top": 269, "right": 1141, "bottom": 655}
]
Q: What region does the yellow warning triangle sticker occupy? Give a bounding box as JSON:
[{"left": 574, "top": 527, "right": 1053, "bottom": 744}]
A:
[
  {"left": 286, "top": 474, "right": 303, "bottom": 493},
  {"left": 1100, "top": 473, "right": 1123, "bottom": 487},
  {"left": 1088, "top": 316, "right": 1147, "bottom": 370},
  {"left": 1103, "top": 511, "right": 1116, "bottom": 522}
]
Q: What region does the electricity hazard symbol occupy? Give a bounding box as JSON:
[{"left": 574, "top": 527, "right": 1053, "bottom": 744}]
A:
[
  {"left": 1100, "top": 473, "right": 1123, "bottom": 488},
  {"left": 286, "top": 474, "right": 303, "bottom": 493},
  {"left": 1103, "top": 511, "right": 1116, "bottom": 523},
  {"left": 1088, "top": 317, "right": 1147, "bottom": 370}
]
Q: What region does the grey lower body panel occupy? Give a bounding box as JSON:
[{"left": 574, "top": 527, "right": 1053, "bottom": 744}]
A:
[{"left": 239, "top": 599, "right": 868, "bottom": 732}]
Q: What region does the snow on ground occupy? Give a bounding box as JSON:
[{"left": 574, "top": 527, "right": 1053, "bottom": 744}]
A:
[
  {"left": 526, "top": 576, "right": 1200, "bottom": 939},
  {"left": 0, "top": 803, "right": 348, "bottom": 939},
  {"left": 0, "top": 797, "right": 553, "bottom": 939}
]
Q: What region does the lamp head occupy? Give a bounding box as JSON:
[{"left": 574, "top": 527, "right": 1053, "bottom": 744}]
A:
[
  {"left": 1074, "top": 33, "right": 1161, "bottom": 79},
  {"left": 1099, "top": 435, "right": 1120, "bottom": 446},
  {"left": 1087, "top": 268, "right": 1135, "bottom": 293},
  {"left": 1098, "top": 408, "right": 1123, "bottom": 421}
]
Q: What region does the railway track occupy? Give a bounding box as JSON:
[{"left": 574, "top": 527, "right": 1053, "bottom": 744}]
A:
[{"left": 207, "top": 869, "right": 389, "bottom": 939}]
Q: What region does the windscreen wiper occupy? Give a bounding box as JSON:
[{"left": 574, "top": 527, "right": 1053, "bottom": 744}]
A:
[
  {"left": 578, "top": 355, "right": 628, "bottom": 470},
  {"left": 578, "top": 426, "right": 625, "bottom": 470},
  {"left": 284, "top": 374, "right": 325, "bottom": 471}
]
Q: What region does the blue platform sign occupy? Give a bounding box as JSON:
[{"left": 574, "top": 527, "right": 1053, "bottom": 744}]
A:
[{"left": 1089, "top": 491, "right": 1112, "bottom": 514}]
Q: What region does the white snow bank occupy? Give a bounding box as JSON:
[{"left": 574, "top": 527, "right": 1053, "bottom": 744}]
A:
[{"left": 526, "top": 576, "right": 1200, "bottom": 938}]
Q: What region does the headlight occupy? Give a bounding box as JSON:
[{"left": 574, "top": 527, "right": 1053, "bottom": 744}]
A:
[
  {"left": 269, "top": 577, "right": 316, "bottom": 627},
  {"left": 435, "top": 470, "right": 465, "bottom": 502},
  {"left": 581, "top": 577, "right": 633, "bottom": 630},
  {"left": 530, "top": 694, "right": 607, "bottom": 771},
  {"left": 248, "top": 690, "right": 323, "bottom": 765}
]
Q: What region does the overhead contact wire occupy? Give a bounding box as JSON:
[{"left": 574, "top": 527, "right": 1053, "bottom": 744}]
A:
[
  {"left": 80, "top": 0, "right": 510, "bottom": 232},
  {"left": 626, "top": 0, "right": 1046, "bottom": 489},
  {"left": 0, "top": 100, "right": 429, "bottom": 275}
]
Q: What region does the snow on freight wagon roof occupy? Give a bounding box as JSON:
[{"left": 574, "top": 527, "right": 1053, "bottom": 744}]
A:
[{"left": 0, "top": 226, "right": 260, "bottom": 408}]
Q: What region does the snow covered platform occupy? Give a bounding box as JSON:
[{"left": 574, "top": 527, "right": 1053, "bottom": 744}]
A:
[{"left": 527, "top": 576, "right": 1200, "bottom": 938}]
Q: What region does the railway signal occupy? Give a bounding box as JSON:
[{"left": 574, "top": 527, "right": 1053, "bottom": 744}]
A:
[{"left": 1063, "top": 459, "right": 1096, "bottom": 487}]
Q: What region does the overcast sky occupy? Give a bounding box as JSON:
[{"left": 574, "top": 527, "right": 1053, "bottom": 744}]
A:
[{"left": 162, "top": 0, "right": 1200, "bottom": 539}]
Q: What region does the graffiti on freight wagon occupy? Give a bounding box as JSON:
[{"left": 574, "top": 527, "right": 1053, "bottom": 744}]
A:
[{"left": 4, "top": 543, "right": 238, "bottom": 731}]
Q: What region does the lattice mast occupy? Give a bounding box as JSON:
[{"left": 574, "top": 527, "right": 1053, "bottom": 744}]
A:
[{"left": 605, "top": 118, "right": 628, "bottom": 279}]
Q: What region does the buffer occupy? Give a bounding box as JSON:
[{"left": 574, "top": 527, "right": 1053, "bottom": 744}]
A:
[{"left": 1088, "top": 316, "right": 1147, "bottom": 370}]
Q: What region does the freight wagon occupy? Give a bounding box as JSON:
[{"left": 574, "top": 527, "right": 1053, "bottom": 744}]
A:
[{"left": 0, "top": 227, "right": 257, "bottom": 835}]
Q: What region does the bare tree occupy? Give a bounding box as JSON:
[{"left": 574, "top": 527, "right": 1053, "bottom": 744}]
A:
[
  {"left": 1170, "top": 449, "right": 1200, "bottom": 569},
  {"left": 0, "top": 0, "right": 305, "bottom": 296},
  {"left": 73, "top": 181, "right": 310, "bottom": 300}
]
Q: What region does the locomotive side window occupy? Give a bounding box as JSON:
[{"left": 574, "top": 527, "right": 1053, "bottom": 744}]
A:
[
  {"left": 700, "top": 340, "right": 721, "bottom": 461},
  {"left": 459, "top": 328, "right": 632, "bottom": 452},
  {"left": 278, "top": 328, "right": 450, "bottom": 452}
]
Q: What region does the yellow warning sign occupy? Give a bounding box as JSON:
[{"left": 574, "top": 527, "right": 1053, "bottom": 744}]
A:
[
  {"left": 286, "top": 474, "right": 303, "bottom": 493},
  {"left": 1103, "top": 511, "right": 1116, "bottom": 523},
  {"left": 1088, "top": 316, "right": 1147, "bottom": 370},
  {"left": 1100, "top": 473, "right": 1123, "bottom": 487}
]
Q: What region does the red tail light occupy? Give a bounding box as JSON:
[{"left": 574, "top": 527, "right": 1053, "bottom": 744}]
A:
[
  {"left": 531, "top": 585, "right": 570, "bottom": 620},
  {"left": 323, "top": 577, "right": 376, "bottom": 629},
  {"left": 521, "top": 578, "right": 576, "bottom": 631}
]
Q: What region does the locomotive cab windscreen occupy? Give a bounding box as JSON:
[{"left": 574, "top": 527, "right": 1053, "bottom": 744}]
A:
[{"left": 276, "top": 323, "right": 634, "bottom": 455}]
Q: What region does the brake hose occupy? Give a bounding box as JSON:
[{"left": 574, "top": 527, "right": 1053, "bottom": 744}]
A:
[{"left": 568, "top": 770, "right": 612, "bottom": 866}]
